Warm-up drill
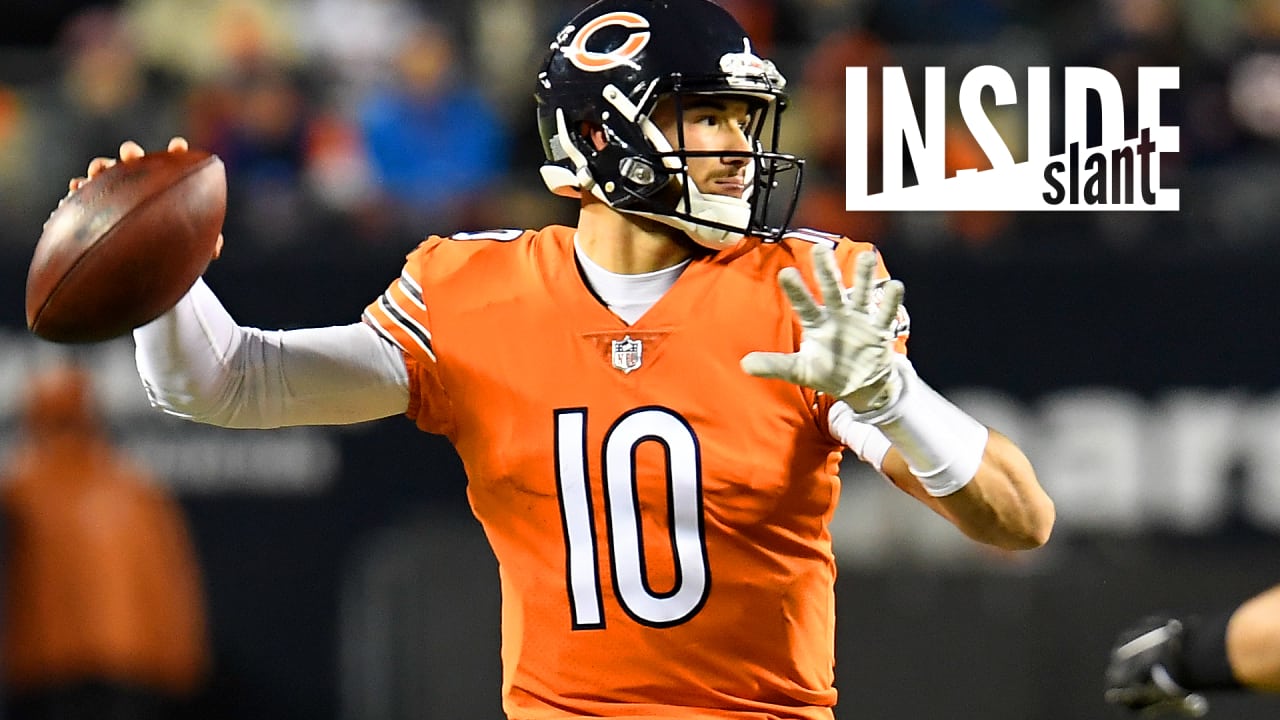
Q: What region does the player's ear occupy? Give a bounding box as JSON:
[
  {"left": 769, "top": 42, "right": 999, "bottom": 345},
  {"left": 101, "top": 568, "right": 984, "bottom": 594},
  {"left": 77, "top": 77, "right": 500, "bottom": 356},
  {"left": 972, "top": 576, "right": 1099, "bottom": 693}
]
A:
[{"left": 582, "top": 122, "right": 607, "bottom": 151}]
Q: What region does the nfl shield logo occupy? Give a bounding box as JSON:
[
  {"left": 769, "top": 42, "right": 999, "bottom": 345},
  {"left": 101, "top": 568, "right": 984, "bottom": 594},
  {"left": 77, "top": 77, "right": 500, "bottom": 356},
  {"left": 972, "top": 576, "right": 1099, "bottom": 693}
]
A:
[{"left": 611, "top": 336, "right": 643, "bottom": 374}]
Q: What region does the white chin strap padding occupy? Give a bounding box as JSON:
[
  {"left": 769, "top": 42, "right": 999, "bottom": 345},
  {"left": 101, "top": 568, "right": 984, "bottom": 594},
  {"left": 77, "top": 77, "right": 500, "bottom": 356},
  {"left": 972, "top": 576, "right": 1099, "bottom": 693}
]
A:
[
  {"left": 628, "top": 182, "right": 751, "bottom": 250},
  {"left": 636, "top": 212, "right": 745, "bottom": 250},
  {"left": 540, "top": 166, "right": 582, "bottom": 198}
]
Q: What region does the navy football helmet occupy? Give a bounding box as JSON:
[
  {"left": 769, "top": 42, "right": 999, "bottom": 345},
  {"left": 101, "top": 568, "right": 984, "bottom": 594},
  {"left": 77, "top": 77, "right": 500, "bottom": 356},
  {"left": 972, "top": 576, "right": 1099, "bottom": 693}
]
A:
[{"left": 535, "top": 0, "right": 803, "bottom": 249}]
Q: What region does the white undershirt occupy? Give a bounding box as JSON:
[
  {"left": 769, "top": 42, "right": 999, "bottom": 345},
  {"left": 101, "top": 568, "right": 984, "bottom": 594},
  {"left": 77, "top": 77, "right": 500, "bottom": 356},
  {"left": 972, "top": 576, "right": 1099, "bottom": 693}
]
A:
[{"left": 573, "top": 237, "right": 690, "bottom": 324}]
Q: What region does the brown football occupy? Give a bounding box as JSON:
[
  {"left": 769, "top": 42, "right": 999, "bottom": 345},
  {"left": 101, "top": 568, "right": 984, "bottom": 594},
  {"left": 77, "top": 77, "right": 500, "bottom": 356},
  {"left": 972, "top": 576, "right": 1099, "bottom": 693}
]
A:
[{"left": 26, "top": 149, "right": 226, "bottom": 343}]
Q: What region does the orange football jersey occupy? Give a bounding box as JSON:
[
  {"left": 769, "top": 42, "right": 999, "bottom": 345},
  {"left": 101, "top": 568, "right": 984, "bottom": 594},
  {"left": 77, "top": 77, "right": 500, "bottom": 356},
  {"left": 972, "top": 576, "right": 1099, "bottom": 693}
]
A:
[{"left": 363, "top": 225, "right": 906, "bottom": 720}]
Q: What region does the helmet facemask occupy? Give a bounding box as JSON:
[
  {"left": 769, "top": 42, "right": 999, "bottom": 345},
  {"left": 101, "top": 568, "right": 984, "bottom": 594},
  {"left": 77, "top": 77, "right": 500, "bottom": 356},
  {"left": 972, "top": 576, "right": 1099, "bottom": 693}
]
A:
[{"left": 619, "top": 87, "right": 804, "bottom": 249}]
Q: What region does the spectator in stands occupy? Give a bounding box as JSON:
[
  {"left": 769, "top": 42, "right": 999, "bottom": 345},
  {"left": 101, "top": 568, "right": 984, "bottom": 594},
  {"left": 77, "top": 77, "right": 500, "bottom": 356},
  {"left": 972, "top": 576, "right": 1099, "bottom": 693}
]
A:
[
  {"left": 123, "top": 0, "right": 301, "bottom": 84},
  {"left": 22, "top": 6, "right": 179, "bottom": 223},
  {"left": 355, "top": 17, "right": 510, "bottom": 234},
  {"left": 1, "top": 363, "right": 210, "bottom": 720},
  {"left": 291, "top": 0, "right": 426, "bottom": 112},
  {"left": 790, "top": 25, "right": 893, "bottom": 245}
]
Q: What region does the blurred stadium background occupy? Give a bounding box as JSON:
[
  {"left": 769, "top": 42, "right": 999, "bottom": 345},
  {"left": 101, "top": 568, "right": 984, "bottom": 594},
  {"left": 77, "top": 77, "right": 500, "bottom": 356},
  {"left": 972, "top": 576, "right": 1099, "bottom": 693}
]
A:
[{"left": 3, "top": 0, "right": 1280, "bottom": 718}]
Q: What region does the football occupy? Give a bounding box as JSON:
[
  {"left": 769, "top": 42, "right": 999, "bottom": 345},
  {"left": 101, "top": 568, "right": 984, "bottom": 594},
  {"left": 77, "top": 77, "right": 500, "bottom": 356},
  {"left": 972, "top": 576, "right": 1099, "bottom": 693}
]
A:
[{"left": 26, "top": 149, "right": 226, "bottom": 343}]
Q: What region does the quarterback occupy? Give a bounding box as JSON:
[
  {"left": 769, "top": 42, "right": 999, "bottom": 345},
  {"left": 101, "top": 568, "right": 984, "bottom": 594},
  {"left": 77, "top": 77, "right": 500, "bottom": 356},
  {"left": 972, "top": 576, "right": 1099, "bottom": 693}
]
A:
[{"left": 70, "top": 0, "right": 1055, "bottom": 718}]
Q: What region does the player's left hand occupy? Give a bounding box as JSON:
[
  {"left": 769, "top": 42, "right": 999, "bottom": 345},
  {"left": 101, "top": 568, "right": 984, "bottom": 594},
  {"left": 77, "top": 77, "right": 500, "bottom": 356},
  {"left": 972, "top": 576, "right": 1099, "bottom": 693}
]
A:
[
  {"left": 740, "top": 245, "right": 904, "bottom": 413},
  {"left": 1105, "top": 616, "right": 1210, "bottom": 718}
]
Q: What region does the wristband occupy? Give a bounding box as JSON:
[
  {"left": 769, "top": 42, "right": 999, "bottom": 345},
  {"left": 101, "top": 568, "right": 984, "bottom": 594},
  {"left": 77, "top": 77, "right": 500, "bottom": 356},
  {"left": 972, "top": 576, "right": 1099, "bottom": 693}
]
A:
[
  {"left": 843, "top": 355, "right": 988, "bottom": 496},
  {"left": 828, "top": 402, "right": 892, "bottom": 471}
]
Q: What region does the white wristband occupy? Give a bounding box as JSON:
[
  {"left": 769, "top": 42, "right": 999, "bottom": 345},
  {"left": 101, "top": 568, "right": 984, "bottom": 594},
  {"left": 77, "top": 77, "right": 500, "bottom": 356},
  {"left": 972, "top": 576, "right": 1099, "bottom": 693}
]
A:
[
  {"left": 844, "top": 356, "right": 988, "bottom": 496},
  {"left": 828, "top": 401, "right": 892, "bottom": 471}
]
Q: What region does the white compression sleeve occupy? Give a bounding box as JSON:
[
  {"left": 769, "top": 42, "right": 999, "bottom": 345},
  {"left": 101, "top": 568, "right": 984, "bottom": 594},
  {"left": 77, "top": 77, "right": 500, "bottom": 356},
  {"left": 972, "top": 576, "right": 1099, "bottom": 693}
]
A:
[
  {"left": 134, "top": 278, "right": 410, "bottom": 428},
  {"left": 845, "top": 355, "right": 989, "bottom": 497}
]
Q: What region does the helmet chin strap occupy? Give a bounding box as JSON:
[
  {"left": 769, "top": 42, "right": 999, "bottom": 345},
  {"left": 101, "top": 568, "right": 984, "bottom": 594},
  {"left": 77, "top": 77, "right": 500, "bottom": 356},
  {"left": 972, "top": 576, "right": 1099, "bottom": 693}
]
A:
[{"left": 625, "top": 190, "right": 749, "bottom": 250}]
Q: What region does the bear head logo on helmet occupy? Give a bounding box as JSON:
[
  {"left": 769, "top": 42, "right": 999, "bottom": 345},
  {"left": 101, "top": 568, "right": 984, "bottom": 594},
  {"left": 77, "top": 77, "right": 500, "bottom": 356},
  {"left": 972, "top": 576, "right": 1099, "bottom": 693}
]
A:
[{"left": 535, "top": 0, "right": 804, "bottom": 250}]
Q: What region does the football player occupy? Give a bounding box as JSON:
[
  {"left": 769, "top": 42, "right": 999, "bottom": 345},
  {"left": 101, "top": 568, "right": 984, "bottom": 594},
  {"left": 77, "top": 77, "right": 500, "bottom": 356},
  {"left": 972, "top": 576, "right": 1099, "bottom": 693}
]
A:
[
  {"left": 1106, "top": 583, "right": 1280, "bottom": 716},
  {"left": 71, "top": 0, "right": 1055, "bottom": 718}
]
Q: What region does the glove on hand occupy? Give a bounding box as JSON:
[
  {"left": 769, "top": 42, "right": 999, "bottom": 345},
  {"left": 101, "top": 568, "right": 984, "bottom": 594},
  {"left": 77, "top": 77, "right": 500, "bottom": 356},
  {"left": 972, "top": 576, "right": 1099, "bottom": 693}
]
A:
[
  {"left": 1105, "top": 616, "right": 1210, "bottom": 718},
  {"left": 741, "top": 245, "right": 905, "bottom": 413}
]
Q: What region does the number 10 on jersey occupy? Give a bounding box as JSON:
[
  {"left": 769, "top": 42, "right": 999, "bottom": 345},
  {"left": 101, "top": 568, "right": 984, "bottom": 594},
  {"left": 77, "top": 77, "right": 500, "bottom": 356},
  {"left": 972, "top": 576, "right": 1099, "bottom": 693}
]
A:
[{"left": 554, "top": 407, "right": 712, "bottom": 629}]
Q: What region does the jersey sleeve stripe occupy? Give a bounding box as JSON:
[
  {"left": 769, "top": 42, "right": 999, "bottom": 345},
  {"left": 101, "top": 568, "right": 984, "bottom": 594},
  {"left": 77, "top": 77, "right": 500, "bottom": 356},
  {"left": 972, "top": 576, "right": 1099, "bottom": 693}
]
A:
[
  {"left": 361, "top": 308, "right": 403, "bottom": 349},
  {"left": 374, "top": 292, "right": 436, "bottom": 362},
  {"left": 398, "top": 271, "right": 426, "bottom": 311},
  {"left": 380, "top": 293, "right": 435, "bottom": 359}
]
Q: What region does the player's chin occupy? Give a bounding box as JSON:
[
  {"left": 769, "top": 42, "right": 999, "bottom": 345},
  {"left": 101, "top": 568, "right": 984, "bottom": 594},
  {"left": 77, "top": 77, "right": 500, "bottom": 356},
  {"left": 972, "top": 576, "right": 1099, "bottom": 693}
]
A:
[{"left": 705, "top": 183, "right": 747, "bottom": 199}]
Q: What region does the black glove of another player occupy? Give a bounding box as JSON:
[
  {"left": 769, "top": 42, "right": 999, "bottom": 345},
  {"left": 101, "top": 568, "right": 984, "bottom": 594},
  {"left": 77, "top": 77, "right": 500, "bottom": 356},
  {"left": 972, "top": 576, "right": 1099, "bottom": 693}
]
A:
[{"left": 1105, "top": 616, "right": 1210, "bottom": 717}]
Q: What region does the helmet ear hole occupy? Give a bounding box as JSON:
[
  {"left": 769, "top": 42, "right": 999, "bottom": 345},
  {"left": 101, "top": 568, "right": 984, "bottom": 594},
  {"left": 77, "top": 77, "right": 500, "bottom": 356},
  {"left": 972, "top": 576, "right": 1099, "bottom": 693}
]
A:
[{"left": 583, "top": 122, "right": 608, "bottom": 152}]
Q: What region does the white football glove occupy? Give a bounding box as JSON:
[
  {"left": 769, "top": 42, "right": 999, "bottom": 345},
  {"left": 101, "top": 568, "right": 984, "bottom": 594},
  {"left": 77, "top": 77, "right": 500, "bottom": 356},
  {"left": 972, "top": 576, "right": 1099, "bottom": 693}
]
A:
[{"left": 741, "top": 245, "right": 905, "bottom": 413}]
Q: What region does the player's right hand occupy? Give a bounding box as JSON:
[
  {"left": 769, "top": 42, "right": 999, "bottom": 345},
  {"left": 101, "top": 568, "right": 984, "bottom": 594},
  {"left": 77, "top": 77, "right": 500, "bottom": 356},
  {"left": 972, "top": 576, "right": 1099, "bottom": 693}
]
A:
[
  {"left": 1105, "top": 616, "right": 1210, "bottom": 717},
  {"left": 66, "top": 137, "right": 223, "bottom": 260}
]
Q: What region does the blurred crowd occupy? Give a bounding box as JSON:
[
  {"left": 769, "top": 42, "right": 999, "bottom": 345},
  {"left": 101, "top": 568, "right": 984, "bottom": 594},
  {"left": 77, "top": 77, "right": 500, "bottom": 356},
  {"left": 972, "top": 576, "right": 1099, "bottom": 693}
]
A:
[{"left": 4, "top": 0, "right": 1280, "bottom": 266}]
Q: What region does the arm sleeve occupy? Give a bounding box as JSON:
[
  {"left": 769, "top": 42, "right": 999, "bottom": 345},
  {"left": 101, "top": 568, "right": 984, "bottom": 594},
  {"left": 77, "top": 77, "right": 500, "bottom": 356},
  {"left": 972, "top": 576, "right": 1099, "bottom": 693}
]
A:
[{"left": 133, "top": 278, "right": 410, "bottom": 428}]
